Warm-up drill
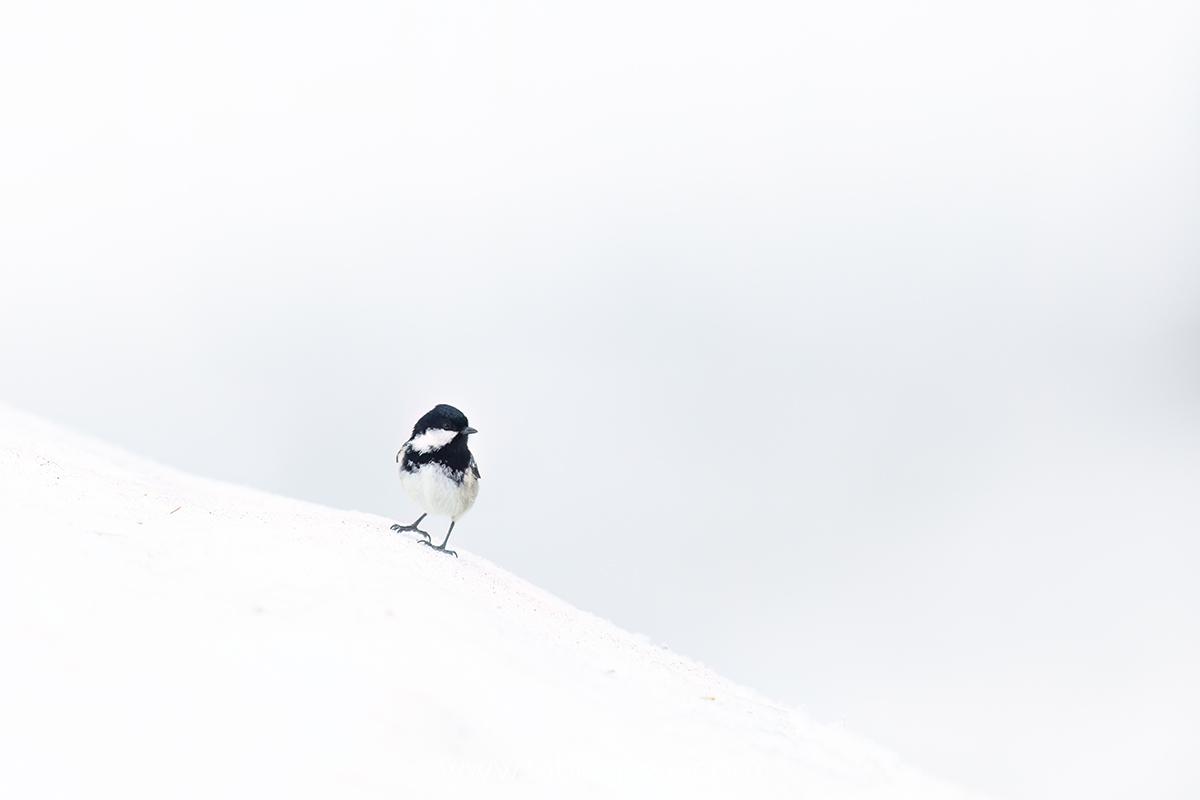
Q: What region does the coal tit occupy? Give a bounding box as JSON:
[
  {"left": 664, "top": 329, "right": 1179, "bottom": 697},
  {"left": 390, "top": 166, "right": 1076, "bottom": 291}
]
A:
[{"left": 391, "top": 404, "right": 480, "bottom": 557}]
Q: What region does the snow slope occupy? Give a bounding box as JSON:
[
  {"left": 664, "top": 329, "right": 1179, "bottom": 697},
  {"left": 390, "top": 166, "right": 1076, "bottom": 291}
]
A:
[{"left": 0, "top": 404, "right": 980, "bottom": 800}]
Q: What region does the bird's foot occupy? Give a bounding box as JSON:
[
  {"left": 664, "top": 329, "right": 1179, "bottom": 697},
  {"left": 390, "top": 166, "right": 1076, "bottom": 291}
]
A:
[
  {"left": 390, "top": 522, "right": 431, "bottom": 541},
  {"left": 418, "top": 540, "right": 458, "bottom": 558}
]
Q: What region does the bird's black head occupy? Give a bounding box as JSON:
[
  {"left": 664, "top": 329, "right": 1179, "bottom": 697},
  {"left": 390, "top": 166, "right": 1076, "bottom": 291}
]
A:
[
  {"left": 406, "top": 404, "right": 477, "bottom": 465},
  {"left": 412, "top": 404, "right": 474, "bottom": 438}
]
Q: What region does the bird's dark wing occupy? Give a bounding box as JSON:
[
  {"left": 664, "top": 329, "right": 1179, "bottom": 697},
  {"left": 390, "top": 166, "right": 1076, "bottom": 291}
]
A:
[{"left": 470, "top": 455, "right": 481, "bottom": 480}]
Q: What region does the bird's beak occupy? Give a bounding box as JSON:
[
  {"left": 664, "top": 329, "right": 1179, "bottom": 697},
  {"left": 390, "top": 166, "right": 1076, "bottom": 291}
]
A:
[{"left": 464, "top": 427, "right": 478, "bottom": 435}]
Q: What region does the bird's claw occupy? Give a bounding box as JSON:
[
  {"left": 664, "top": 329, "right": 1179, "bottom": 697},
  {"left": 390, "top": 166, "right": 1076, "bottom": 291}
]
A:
[
  {"left": 390, "top": 522, "right": 431, "bottom": 541},
  {"left": 418, "top": 540, "right": 457, "bottom": 558}
]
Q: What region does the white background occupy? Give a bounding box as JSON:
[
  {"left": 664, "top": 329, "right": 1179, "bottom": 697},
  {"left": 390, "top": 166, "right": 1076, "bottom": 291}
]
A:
[{"left": 2, "top": 3, "right": 1198, "bottom": 798}]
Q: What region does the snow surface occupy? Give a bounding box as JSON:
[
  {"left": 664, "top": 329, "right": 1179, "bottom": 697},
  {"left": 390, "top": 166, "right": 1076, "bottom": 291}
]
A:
[{"left": 0, "top": 404, "right": 981, "bottom": 800}]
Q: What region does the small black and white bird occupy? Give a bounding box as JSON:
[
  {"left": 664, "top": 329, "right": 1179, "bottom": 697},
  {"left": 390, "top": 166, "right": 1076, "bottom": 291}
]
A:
[{"left": 391, "top": 404, "right": 480, "bottom": 557}]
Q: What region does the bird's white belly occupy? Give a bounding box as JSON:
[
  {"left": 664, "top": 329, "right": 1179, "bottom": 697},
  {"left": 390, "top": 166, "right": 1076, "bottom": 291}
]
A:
[{"left": 399, "top": 462, "right": 479, "bottom": 521}]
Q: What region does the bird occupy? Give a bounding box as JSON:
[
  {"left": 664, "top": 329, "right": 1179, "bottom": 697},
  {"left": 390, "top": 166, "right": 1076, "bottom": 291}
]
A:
[{"left": 391, "top": 404, "right": 480, "bottom": 557}]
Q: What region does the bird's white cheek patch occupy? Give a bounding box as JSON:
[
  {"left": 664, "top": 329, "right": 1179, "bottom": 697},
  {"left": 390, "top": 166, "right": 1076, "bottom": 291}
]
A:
[{"left": 409, "top": 428, "right": 458, "bottom": 454}]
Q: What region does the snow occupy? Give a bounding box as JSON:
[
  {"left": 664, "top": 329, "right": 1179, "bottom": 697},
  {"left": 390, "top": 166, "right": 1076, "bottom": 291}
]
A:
[{"left": 0, "top": 403, "right": 980, "bottom": 800}]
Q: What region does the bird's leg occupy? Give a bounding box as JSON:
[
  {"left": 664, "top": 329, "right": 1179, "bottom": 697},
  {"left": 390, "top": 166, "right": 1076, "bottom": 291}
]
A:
[
  {"left": 419, "top": 521, "right": 458, "bottom": 558},
  {"left": 390, "top": 513, "right": 430, "bottom": 541}
]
